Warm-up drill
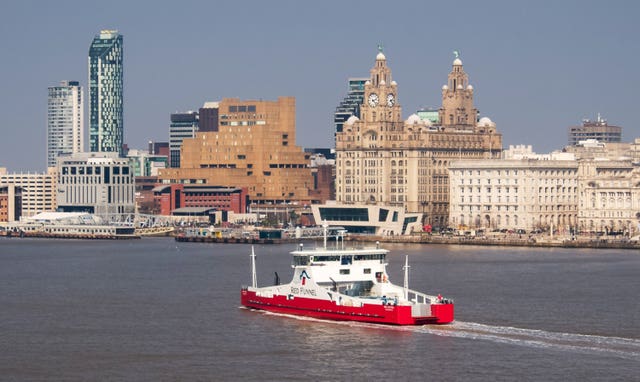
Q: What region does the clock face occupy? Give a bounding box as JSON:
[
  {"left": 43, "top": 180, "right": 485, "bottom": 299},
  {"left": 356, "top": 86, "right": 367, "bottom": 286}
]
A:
[
  {"left": 368, "top": 93, "right": 379, "bottom": 107},
  {"left": 387, "top": 93, "right": 395, "bottom": 107}
]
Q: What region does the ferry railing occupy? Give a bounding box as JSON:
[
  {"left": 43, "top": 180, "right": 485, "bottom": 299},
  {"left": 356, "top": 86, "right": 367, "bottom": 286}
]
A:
[{"left": 406, "top": 289, "right": 435, "bottom": 305}]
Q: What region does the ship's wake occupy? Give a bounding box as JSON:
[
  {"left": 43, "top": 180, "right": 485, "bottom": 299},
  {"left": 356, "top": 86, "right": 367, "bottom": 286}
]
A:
[
  {"left": 415, "top": 321, "right": 640, "bottom": 361},
  {"left": 245, "top": 308, "right": 640, "bottom": 361}
]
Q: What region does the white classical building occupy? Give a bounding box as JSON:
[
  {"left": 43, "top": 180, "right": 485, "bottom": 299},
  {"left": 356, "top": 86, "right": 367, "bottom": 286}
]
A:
[
  {"left": 0, "top": 167, "right": 57, "bottom": 219},
  {"left": 57, "top": 152, "right": 135, "bottom": 218},
  {"left": 578, "top": 160, "right": 640, "bottom": 233},
  {"left": 449, "top": 145, "right": 640, "bottom": 234},
  {"left": 449, "top": 158, "right": 579, "bottom": 231}
]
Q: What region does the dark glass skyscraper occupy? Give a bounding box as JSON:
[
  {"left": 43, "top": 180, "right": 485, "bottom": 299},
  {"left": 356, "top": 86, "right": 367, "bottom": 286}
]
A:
[
  {"left": 89, "top": 30, "right": 123, "bottom": 156},
  {"left": 334, "top": 78, "right": 367, "bottom": 142},
  {"left": 169, "top": 111, "right": 199, "bottom": 168}
]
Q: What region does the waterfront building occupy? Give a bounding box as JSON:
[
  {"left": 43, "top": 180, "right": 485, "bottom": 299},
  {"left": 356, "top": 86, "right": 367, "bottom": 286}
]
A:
[
  {"left": 334, "top": 78, "right": 368, "bottom": 139},
  {"left": 159, "top": 97, "right": 316, "bottom": 205},
  {"left": 568, "top": 115, "right": 622, "bottom": 146},
  {"left": 47, "top": 81, "right": 83, "bottom": 168},
  {"left": 448, "top": 156, "right": 579, "bottom": 231},
  {"left": 153, "top": 184, "right": 248, "bottom": 216},
  {"left": 449, "top": 144, "right": 640, "bottom": 235},
  {"left": 134, "top": 176, "right": 160, "bottom": 215},
  {"left": 89, "top": 30, "right": 124, "bottom": 156},
  {"left": 0, "top": 184, "right": 22, "bottom": 222},
  {"left": 169, "top": 111, "right": 199, "bottom": 168},
  {"left": 577, "top": 159, "right": 640, "bottom": 234},
  {"left": 0, "top": 167, "right": 57, "bottom": 218},
  {"left": 126, "top": 149, "right": 168, "bottom": 177},
  {"left": 335, "top": 50, "right": 502, "bottom": 228},
  {"left": 56, "top": 153, "right": 135, "bottom": 218},
  {"left": 311, "top": 202, "right": 423, "bottom": 235}
]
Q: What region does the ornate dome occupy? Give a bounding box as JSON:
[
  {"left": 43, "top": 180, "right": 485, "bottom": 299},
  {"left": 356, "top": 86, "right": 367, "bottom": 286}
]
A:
[
  {"left": 345, "top": 115, "right": 360, "bottom": 125},
  {"left": 391, "top": 80, "right": 397, "bottom": 86},
  {"left": 442, "top": 85, "right": 449, "bottom": 90},
  {"left": 406, "top": 114, "right": 423, "bottom": 125},
  {"left": 477, "top": 117, "right": 496, "bottom": 128},
  {"left": 467, "top": 84, "right": 473, "bottom": 90},
  {"left": 365, "top": 80, "right": 371, "bottom": 86},
  {"left": 453, "top": 58, "right": 462, "bottom": 65},
  {"left": 376, "top": 52, "right": 386, "bottom": 60}
]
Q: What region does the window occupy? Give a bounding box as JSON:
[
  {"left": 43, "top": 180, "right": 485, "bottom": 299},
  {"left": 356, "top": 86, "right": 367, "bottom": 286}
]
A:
[{"left": 339, "top": 269, "right": 350, "bottom": 275}]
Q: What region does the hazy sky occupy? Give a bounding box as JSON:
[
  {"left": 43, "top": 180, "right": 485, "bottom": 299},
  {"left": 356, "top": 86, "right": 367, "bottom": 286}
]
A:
[{"left": 1, "top": 0, "right": 638, "bottom": 172}]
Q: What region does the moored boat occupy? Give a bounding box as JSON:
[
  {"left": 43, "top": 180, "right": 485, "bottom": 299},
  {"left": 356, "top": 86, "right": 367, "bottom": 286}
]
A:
[{"left": 241, "top": 226, "right": 454, "bottom": 325}]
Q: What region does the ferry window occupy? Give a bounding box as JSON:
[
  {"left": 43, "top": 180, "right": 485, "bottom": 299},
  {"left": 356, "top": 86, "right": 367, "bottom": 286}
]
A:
[
  {"left": 341, "top": 255, "right": 353, "bottom": 265},
  {"left": 364, "top": 268, "right": 371, "bottom": 274},
  {"left": 293, "top": 256, "right": 309, "bottom": 266},
  {"left": 314, "top": 255, "right": 340, "bottom": 262},
  {"left": 339, "top": 269, "right": 350, "bottom": 275}
]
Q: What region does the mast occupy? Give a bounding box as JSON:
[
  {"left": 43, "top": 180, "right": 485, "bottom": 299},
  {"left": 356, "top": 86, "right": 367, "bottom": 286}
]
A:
[
  {"left": 251, "top": 246, "right": 257, "bottom": 288},
  {"left": 322, "top": 220, "right": 328, "bottom": 249},
  {"left": 403, "top": 255, "right": 410, "bottom": 300}
]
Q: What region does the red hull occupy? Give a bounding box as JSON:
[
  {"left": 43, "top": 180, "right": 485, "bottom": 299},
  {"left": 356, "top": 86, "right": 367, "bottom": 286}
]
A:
[{"left": 241, "top": 289, "right": 454, "bottom": 325}]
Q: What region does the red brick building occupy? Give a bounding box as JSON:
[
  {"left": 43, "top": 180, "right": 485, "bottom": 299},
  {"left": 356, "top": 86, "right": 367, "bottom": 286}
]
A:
[
  {"left": 0, "top": 185, "right": 22, "bottom": 222},
  {"left": 153, "top": 184, "right": 248, "bottom": 216}
]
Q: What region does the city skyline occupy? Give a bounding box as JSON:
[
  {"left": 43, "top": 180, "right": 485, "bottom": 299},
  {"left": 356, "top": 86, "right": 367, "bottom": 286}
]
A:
[{"left": 0, "top": 0, "right": 638, "bottom": 172}]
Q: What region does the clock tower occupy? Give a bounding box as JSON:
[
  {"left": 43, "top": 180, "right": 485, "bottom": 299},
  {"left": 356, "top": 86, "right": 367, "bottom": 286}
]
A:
[{"left": 361, "top": 47, "right": 402, "bottom": 125}]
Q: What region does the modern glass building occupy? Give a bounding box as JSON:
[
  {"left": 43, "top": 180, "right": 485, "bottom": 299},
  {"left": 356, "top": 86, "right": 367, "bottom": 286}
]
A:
[
  {"left": 47, "top": 81, "right": 83, "bottom": 168},
  {"left": 169, "top": 111, "right": 199, "bottom": 168},
  {"left": 334, "top": 78, "right": 367, "bottom": 139},
  {"left": 88, "top": 30, "right": 123, "bottom": 156}
]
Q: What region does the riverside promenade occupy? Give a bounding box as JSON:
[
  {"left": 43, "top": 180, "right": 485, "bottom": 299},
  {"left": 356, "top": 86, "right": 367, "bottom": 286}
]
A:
[{"left": 346, "top": 233, "right": 640, "bottom": 250}]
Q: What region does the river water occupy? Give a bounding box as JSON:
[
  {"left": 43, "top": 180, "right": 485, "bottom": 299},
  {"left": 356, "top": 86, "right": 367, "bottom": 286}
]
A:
[{"left": 0, "top": 237, "right": 638, "bottom": 381}]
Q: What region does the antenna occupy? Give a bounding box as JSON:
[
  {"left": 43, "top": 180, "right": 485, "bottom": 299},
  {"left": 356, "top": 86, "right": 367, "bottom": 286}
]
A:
[{"left": 403, "top": 255, "right": 410, "bottom": 300}]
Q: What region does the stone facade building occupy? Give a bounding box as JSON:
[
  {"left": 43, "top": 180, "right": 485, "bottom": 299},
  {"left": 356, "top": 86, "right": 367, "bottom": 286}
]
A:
[
  {"left": 57, "top": 153, "right": 135, "bottom": 218},
  {"left": 449, "top": 158, "right": 579, "bottom": 231},
  {"left": 335, "top": 51, "right": 502, "bottom": 228},
  {"left": 578, "top": 160, "right": 640, "bottom": 234},
  {"left": 449, "top": 145, "right": 640, "bottom": 235}
]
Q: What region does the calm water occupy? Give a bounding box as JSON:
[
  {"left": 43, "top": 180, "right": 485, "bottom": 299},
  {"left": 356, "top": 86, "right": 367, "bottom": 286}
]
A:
[{"left": 0, "top": 237, "right": 638, "bottom": 381}]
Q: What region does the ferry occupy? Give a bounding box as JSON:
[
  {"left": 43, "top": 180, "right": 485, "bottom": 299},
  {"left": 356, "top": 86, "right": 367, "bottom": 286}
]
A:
[{"left": 241, "top": 226, "right": 454, "bottom": 325}]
